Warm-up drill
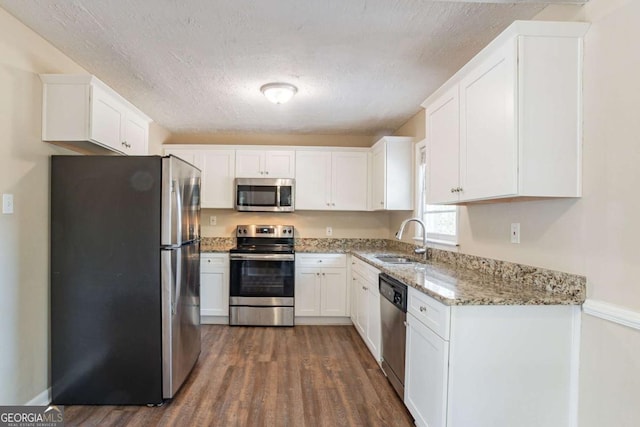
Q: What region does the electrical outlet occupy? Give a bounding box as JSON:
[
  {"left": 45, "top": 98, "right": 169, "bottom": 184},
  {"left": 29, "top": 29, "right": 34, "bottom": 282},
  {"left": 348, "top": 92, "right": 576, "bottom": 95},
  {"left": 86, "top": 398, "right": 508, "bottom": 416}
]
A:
[
  {"left": 209, "top": 216, "right": 217, "bottom": 226},
  {"left": 2, "top": 194, "right": 14, "bottom": 214},
  {"left": 510, "top": 223, "right": 520, "bottom": 244},
  {"left": 326, "top": 226, "right": 333, "bottom": 236}
]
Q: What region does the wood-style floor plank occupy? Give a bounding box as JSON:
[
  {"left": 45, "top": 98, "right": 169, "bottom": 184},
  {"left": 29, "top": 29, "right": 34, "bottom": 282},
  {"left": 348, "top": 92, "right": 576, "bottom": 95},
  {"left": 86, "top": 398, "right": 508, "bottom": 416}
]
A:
[{"left": 63, "top": 325, "right": 414, "bottom": 427}]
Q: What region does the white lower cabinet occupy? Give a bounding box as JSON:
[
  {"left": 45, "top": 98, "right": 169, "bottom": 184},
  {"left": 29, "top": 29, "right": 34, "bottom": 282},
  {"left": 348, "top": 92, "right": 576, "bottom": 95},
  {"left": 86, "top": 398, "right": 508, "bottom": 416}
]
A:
[
  {"left": 351, "top": 257, "right": 381, "bottom": 362},
  {"left": 405, "top": 312, "right": 449, "bottom": 427},
  {"left": 295, "top": 254, "right": 348, "bottom": 318},
  {"left": 404, "top": 286, "right": 580, "bottom": 427},
  {"left": 200, "top": 253, "right": 229, "bottom": 323}
]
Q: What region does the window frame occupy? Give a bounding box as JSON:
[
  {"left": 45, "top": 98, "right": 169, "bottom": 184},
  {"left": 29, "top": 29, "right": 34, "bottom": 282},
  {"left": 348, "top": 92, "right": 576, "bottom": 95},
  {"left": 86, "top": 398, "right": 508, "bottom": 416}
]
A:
[{"left": 414, "top": 139, "right": 459, "bottom": 247}]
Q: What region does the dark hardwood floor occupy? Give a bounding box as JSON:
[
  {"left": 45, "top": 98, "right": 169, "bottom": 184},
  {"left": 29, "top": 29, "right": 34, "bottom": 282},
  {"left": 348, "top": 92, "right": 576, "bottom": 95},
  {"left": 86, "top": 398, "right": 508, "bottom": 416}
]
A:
[{"left": 64, "top": 325, "right": 415, "bottom": 426}]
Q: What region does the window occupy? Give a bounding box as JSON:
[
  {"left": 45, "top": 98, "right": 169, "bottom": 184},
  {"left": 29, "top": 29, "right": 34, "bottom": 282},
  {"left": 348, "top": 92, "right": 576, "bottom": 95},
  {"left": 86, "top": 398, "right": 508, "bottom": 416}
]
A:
[{"left": 415, "top": 140, "right": 458, "bottom": 245}]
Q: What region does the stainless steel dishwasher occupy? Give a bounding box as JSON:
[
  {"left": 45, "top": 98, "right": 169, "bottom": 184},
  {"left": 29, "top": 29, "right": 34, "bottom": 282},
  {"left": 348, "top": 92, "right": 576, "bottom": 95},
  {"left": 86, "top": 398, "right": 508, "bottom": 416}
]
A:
[{"left": 379, "top": 273, "right": 408, "bottom": 399}]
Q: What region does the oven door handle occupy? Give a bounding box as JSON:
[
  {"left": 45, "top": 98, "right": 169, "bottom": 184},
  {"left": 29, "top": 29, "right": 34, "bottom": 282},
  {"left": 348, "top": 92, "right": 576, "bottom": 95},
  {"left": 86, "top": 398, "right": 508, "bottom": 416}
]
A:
[{"left": 230, "top": 253, "right": 295, "bottom": 261}]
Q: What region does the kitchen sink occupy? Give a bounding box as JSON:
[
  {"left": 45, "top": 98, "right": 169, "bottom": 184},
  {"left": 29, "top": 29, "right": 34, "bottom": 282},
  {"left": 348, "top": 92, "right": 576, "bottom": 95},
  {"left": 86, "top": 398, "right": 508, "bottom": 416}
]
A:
[{"left": 374, "top": 255, "right": 413, "bottom": 264}]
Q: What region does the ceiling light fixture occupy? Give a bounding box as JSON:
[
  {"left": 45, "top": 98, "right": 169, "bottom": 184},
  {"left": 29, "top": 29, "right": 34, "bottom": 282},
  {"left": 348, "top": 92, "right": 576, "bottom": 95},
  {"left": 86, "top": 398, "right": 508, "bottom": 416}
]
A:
[{"left": 260, "top": 82, "right": 298, "bottom": 104}]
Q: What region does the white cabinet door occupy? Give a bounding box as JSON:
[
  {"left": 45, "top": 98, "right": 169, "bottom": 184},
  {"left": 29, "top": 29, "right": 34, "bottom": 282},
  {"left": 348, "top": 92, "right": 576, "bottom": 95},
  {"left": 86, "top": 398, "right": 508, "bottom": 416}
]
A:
[
  {"left": 265, "top": 150, "right": 295, "bottom": 178},
  {"left": 164, "top": 149, "right": 195, "bottom": 164},
  {"left": 201, "top": 255, "right": 229, "bottom": 317},
  {"left": 295, "top": 150, "right": 332, "bottom": 210},
  {"left": 370, "top": 137, "right": 413, "bottom": 210},
  {"left": 295, "top": 268, "right": 321, "bottom": 316},
  {"left": 235, "top": 150, "right": 264, "bottom": 177},
  {"left": 354, "top": 272, "right": 368, "bottom": 337},
  {"left": 90, "top": 85, "right": 124, "bottom": 152},
  {"left": 332, "top": 151, "right": 369, "bottom": 211},
  {"left": 405, "top": 312, "right": 449, "bottom": 427},
  {"left": 320, "top": 268, "right": 348, "bottom": 316},
  {"left": 123, "top": 112, "right": 148, "bottom": 155},
  {"left": 236, "top": 150, "right": 295, "bottom": 178},
  {"left": 366, "top": 285, "right": 381, "bottom": 362},
  {"left": 371, "top": 144, "right": 385, "bottom": 210},
  {"left": 460, "top": 40, "right": 517, "bottom": 201},
  {"left": 196, "top": 150, "right": 235, "bottom": 208},
  {"left": 426, "top": 85, "right": 460, "bottom": 204}
]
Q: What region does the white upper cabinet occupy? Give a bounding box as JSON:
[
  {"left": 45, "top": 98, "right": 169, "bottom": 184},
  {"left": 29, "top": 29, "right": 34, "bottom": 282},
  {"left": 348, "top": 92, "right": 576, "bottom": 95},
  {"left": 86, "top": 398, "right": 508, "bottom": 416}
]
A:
[
  {"left": 163, "top": 146, "right": 236, "bottom": 209},
  {"left": 295, "top": 149, "right": 368, "bottom": 211},
  {"left": 235, "top": 149, "right": 295, "bottom": 178},
  {"left": 426, "top": 86, "right": 460, "bottom": 204},
  {"left": 422, "top": 21, "right": 590, "bottom": 204},
  {"left": 41, "top": 74, "right": 151, "bottom": 156},
  {"left": 370, "top": 136, "right": 414, "bottom": 210}
]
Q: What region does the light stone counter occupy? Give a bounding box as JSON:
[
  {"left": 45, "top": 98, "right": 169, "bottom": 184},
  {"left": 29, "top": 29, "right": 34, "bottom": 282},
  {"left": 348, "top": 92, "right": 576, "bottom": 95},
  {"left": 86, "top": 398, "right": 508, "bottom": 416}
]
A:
[
  {"left": 202, "top": 236, "right": 585, "bottom": 306},
  {"left": 294, "top": 238, "right": 585, "bottom": 306}
]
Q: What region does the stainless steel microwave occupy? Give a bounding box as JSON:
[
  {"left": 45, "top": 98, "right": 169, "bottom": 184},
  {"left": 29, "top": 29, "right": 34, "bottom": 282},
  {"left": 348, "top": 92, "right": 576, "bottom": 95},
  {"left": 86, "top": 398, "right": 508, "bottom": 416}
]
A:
[{"left": 235, "top": 178, "right": 295, "bottom": 212}]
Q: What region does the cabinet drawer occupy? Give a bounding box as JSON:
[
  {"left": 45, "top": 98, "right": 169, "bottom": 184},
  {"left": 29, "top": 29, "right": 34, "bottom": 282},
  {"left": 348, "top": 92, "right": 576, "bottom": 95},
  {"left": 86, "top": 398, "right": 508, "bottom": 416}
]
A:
[
  {"left": 201, "top": 254, "right": 229, "bottom": 272},
  {"left": 296, "top": 253, "right": 346, "bottom": 268},
  {"left": 407, "top": 287, "right": 451, "bottom": 340}
]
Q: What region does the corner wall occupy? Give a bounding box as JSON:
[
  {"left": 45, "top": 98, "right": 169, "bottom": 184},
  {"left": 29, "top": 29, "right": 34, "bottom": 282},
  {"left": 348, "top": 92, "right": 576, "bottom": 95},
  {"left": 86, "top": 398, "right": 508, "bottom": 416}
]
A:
[{"left": 0, "top": 7, "right": 170, "bottom": 404}]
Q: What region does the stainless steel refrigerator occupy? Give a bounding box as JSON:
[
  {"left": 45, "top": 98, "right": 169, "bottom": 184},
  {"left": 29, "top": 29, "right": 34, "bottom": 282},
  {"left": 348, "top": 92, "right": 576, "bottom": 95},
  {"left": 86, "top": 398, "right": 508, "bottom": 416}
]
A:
[{"left": 50, "top": 155, "right": 201, "bottom": 405}]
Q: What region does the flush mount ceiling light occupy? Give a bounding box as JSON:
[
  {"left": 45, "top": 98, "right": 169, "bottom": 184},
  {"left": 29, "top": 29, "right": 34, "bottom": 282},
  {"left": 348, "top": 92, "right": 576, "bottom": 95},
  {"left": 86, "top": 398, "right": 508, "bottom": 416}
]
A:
[{"left": 260, "top": 83, "right": 298, "bottom": 104}]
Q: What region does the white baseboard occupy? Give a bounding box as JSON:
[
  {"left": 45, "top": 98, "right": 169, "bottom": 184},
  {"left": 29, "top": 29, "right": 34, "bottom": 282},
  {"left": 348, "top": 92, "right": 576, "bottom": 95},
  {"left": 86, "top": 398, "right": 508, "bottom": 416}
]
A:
[
  {"left": 583, "top": 299, "right": 640, "bottom": 330},
  {"left": 25, "top": 388, "right": 51, "bottom": 406},
  {"left": 201, "top": 316, "right": 229, "bottom": 325},
  {"left": 294, "top": 316, "right": 353, "bottom": 325}
]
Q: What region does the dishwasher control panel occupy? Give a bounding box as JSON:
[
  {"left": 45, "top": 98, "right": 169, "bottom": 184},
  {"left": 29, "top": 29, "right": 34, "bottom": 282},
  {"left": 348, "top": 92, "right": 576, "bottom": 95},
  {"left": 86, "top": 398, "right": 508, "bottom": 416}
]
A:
[{"left": 379, "top": 273, "right": 408, "bottom": 312}]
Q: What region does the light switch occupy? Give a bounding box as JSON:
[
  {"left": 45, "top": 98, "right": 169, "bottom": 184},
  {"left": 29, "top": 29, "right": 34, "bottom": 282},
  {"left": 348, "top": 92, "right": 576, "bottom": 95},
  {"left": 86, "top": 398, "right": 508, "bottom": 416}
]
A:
[
  {"left": 209, "top": 216, "right": 217, "bottom": 226},
  {"left": 2, "top": 194, "right": 14, "bottom": 214},
  {"left": 326, "top": 226, "right": 333, "bottom": 236}
]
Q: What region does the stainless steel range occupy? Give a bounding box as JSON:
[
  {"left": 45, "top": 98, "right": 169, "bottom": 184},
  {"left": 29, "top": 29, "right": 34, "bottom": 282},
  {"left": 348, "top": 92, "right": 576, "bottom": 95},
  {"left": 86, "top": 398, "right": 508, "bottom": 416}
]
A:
[{"left": 229, "top": 225, "right": 295, "bottom": 326}]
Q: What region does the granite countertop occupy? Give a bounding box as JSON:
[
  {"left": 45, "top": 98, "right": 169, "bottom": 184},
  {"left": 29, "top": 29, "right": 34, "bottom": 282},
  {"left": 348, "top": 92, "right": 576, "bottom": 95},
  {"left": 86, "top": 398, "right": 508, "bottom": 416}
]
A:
[
  {"left": 351, "top": 251, "right": 583, "bottom": 306},
  {"left": 202, "top": 237, "right": 585, "bottom": 306}
]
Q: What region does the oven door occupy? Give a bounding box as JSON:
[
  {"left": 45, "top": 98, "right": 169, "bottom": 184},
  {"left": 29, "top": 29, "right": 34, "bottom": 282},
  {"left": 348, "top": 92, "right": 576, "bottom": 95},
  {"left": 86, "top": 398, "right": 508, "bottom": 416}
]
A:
[{"left": 229, "top": 254, "right": 295, "bottom": 302}]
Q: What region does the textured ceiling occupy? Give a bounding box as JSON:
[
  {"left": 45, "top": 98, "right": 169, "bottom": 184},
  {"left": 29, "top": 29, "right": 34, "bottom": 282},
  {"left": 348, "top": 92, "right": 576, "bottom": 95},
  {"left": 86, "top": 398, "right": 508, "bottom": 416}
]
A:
[{"left": 0, "top": 1, "right": 584, "bottom": 135}]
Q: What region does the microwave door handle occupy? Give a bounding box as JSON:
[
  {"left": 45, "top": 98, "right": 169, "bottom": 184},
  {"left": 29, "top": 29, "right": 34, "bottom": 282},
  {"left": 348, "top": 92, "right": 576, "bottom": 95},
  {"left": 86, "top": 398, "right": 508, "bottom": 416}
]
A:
[{"left": 276, "top": 185, "right": 281, "bottom": 208}]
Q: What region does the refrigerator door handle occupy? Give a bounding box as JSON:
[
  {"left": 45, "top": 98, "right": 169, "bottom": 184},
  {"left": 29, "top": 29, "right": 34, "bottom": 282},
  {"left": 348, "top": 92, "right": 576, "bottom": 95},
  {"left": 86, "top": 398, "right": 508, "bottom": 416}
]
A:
[
  {"left": 171, "top": 179, "right": 183, "bottom": 246},
  {"left": 172, "top": 248, "right": 182, "bottom": 315}
]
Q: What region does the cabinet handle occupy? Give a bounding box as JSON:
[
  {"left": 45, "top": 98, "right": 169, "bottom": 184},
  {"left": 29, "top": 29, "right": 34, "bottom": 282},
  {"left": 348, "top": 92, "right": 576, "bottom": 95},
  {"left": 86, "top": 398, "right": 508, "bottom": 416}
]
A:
[
  {"left": 419, "top": 306, "right": 427, "bottom": 312},
  {"left": 458, "top": 187, "right": 463, "bottom": 192},
  {"left": 318, "top": 260, "right": 323, "bottom": 263},
  {"left": 322, "top": 272, "right": 325, "bottom": 276},
  {"left": 265, "top": 171, "right": 269, "bottom": 175},
  {"left": 207, "top": 259, "right": 211, "bottom": 263},
  {"left": 450, "top": 188, "right": 455, "bottom": 193},
  {"left": 380, "top": 201, "right": 384, "bottom": 205},
  {"left": 316, "top": 272, "right": 320, "bottom": 276}
]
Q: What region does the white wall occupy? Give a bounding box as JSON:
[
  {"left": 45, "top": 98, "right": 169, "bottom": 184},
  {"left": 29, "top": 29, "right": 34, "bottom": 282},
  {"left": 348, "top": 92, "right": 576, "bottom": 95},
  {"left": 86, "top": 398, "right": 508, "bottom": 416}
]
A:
[
  {"left": 0, "top": 7, "right": 170, "bottom": 404},
  {"left": 0, "top": 7, "right": 85, "bottom": 405},
  {"left": 534, "top": 1, "right": 640, "bottom": 425}
]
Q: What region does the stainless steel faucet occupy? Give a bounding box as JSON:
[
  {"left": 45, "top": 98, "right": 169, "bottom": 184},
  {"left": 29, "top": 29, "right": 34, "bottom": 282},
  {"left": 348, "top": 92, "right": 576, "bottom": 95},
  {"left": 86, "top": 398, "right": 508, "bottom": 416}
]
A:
[{"left": 395, "top": 217, "right": 428, "bottom": 259}]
